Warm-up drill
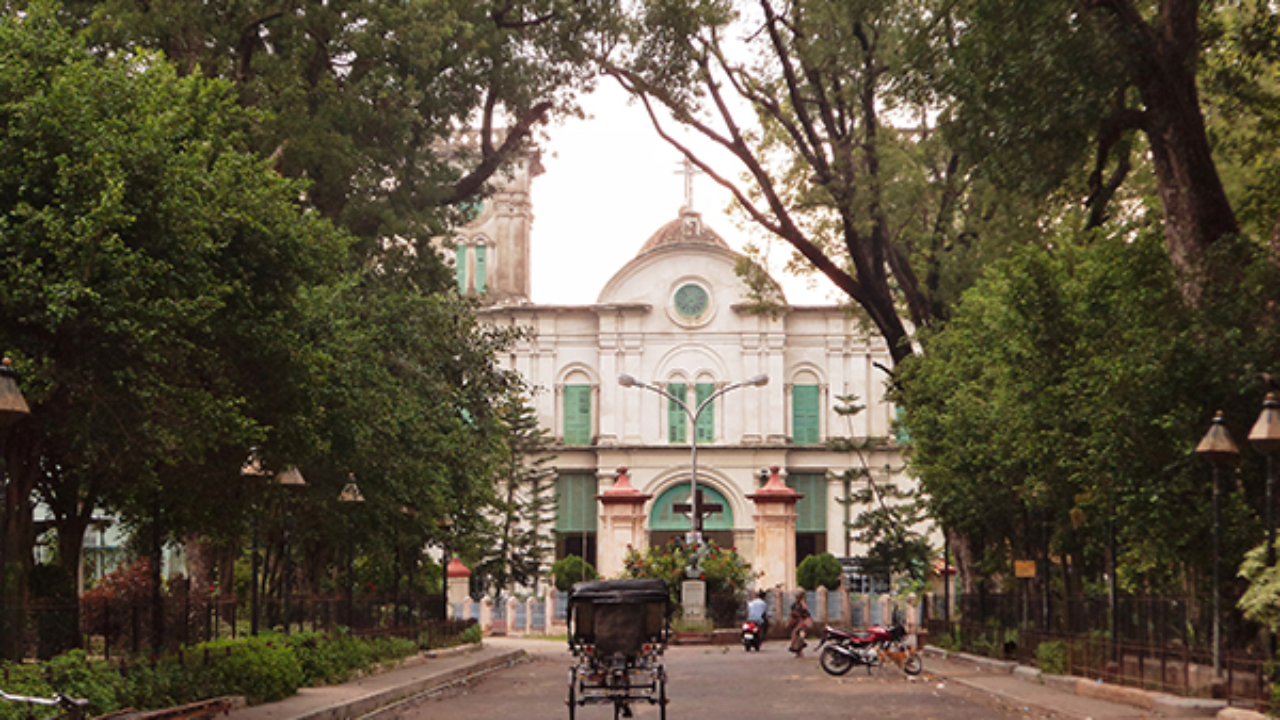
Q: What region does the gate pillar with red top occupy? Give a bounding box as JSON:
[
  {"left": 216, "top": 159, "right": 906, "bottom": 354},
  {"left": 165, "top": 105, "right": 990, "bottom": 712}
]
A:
[
  {"left": 595, "top": 466, "right": 653, "bottom": 578},
  {"left": 748, "top": 466, "right": 803, "bottom": 591},
  {"left": 447, "top": 558, "right": 471, "bottom": 615}
]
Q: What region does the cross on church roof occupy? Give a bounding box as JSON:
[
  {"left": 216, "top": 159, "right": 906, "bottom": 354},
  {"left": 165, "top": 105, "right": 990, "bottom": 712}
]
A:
[
  {"left": 673, "top": 489, "right": 723, "bottom": 534},
  {"left": 674, "top": 157, "right": 702, "bottom": 212}
]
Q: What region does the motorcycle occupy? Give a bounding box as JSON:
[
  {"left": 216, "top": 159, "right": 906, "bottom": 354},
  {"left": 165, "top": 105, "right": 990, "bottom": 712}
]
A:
[
  {"left": 741, "top": 618, "right": 766, "bottom": 651},
  {"left": 816, "top": 623, "right": 922, "bottom": 676}
]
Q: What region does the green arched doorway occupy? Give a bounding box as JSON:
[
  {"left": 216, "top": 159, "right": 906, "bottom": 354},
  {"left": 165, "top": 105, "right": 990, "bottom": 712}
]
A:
[{"left": 649, "top": 483, "right": 735, "bottom": 550}]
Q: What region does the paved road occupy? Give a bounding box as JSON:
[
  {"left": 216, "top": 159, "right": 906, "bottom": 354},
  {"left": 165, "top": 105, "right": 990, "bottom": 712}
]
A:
[{"left": 393, "top": 639, "right": 1035, "bottom": 720}]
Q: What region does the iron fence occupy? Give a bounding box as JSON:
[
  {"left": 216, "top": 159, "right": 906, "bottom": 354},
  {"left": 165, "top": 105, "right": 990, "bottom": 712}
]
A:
[
  {"left": 2, "top": 592, "right": 452, "bottom": 662},
  {"left": 926, "top": 592, "right": 1273, "bottom": 712}
]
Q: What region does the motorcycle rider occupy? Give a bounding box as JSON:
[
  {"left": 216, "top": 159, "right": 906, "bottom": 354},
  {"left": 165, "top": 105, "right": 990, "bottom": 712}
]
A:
[{"left": 746, "top": 590, "right": 769, "bottom": 642}]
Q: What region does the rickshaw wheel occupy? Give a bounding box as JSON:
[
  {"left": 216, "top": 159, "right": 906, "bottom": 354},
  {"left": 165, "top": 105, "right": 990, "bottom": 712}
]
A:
[
  {"left": 567, "top": 667, "right": 576, "bottom": 720},
  {"left": 658, "top": 667, "right": 668, "bottom": 720}
]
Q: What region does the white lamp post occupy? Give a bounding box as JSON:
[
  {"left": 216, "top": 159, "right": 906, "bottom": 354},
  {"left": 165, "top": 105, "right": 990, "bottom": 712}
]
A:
[{"left": 618, "top": 373, "right": 767, "bottom": 562}]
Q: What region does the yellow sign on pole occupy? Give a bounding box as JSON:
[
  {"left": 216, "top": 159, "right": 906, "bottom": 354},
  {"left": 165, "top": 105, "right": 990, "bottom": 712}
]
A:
[{"left": 1014, "top": 560, "right": 1037, "bottom": 578}]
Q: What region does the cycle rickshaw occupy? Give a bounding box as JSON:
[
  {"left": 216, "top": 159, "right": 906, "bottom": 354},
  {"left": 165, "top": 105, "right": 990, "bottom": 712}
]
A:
[{"left": 566, "top": 579, "right": 671, "bottom": 719}]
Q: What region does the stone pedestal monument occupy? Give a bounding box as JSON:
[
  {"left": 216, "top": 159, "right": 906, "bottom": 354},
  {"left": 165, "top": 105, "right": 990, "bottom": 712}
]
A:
[{"left": 748, "top": 465, "right": 803, "bottom": 590}]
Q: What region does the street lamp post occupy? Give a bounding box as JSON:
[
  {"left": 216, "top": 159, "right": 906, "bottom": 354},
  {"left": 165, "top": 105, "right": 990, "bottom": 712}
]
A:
[
  {"left": 277, "top": 468, "right": 306, "bottom": 634},
  {"left": 618, "top": 373, "right": 768, "bottom": 562},
  {"left": 338, "top": 474, "right": 365, "bottom": 629},
  {"left": 1195, "top": 410, "right": 1239, "bottom": 678},
  {"left": 1249, "top": 393, "right": 1280, "bottom": 568},
  {"left": 0, "top": 358, "right": 32, "bottom": 659},
  {"left": 240, "top": 455, "right": 270, "bottom": 637},
  {"left": 438, "top": 517, "right": 453, "bottom": 622}
]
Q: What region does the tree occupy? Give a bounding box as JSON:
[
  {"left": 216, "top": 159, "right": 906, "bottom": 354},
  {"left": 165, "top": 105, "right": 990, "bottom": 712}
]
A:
[
  {"left": 601, "top": 0, "right": 1057, "bottom": 365},
  {"left": 923, "top": 0, "right": 1277, "bottom": 297},
  {"left": 828, "top": 394, "right": 931, "bottom": 587},
  {"left": 473, "top": 395, "right": 557, "bottom": 599},
  {"left": 0, "top": 2, "right": 350, "bottom": 656},
  {"left": 66, "top": 0, "right": 625, "bottom": 262},
  {"left": 898, "top": 227, "right": 1280, "bottom": 601}
]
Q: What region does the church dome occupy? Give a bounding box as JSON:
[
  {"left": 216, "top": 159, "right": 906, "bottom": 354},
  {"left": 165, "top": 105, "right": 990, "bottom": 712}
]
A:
[{"left": 637, "top": 208, "right": 731, "bottom": 255}]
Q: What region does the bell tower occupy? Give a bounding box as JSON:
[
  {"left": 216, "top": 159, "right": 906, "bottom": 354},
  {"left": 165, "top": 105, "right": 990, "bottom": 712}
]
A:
[{"left": 450, "top": 150, "right": 542, "bottom": 306}]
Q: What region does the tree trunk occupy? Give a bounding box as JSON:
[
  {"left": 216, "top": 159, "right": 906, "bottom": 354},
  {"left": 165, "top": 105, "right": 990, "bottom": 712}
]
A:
[
  {"left": 1, "top": 422, "right": 41, "bottom": 660},
  {"left": 1102, "top": 0, "right": 1238, "bottom": 294}
]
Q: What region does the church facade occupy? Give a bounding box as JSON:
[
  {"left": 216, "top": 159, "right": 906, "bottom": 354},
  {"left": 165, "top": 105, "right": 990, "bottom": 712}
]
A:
[{"left": 451, "top": 157, "right": 907, "bottom": 591}]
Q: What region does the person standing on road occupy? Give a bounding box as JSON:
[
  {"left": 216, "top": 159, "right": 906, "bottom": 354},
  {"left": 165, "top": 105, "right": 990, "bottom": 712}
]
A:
[
  {"left": 747, "top": 590, "right": 769, "bottom": 641},
  {"left": 787, "top": 591, "right": 811, "bottom": 658}
]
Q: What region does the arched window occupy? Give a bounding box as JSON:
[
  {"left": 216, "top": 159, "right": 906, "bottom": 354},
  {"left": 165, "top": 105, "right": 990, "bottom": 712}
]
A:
[
  {"left": 666, "top": 380, "right": 687, "bottom": 444},
  {"left": 454, "top": 244, "right": 468, "bottom": 294},
  {"left": 562, "top": 371, "right": 593, "bottom": 446},
  {"left": 792, "top": 371, "right": 821, "bottom": 445},
  {"left": 694, "top": 377, "right": 715, "bottom": 443},
  {"left": 474, "top": 244, "right": 487, "bottom": 294}
]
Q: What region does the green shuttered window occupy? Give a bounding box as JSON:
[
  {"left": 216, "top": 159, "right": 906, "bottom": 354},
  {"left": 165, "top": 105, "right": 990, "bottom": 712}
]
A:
[
  {"left": 667, "top": 383, "right": 687, "bottom": 443},
  {"left": 695, "top": 382, "right": 714, "bottom": 443},
  {"left": 564, "top": 384, "right": 592, "bottom": 445},
  {"left": 792, "top": 384, "right": 820, "bottom": 445},
  {"left": 555, "top": 473, "right": 598, "bottom": 532},
  {"left": 455, "top": 245, "right": 467, "bottom": 294},
  {"left": 475, "top": 245, "right": 487, "bottom": 294},
  {"left": 786, "top": 473, "right": 827, "bottom": 533}
]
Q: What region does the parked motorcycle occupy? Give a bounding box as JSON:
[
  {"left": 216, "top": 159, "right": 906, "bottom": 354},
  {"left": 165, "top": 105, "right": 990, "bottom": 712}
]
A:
[
  {"left": 816, "top": 623, "right": 922, "bottom": 676},
  {"left": 741, "top": 619, "right": 765, "bottom": 651}
]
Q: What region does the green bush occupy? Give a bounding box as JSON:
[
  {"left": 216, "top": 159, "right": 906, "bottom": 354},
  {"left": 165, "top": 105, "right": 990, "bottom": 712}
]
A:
[
  {"left": 42, "top": 650, "right": 128, "bottom": 718},
  {"left": 459, "top": 624, "right": 483, "bottom": 645},
  {"left": 550, "top": 556, "right": 598, "bottom": 592},
  {"left": 197, "top": 635, "right": 305, "bottom": 704},
  {"left": 1035, "top": 640, "right": 1068, "bottom": 675},
  {"left": 796, "top": 553, "right": 843, "bottom": 591},
  {"left": 0, "top": 631, "right": 427, "bottom": 719},
  {"left": 288, "top": 631, "right": 369, "bottom": 686}
]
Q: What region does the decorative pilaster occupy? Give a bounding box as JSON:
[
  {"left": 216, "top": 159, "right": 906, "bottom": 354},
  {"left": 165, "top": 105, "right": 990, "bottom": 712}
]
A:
[
  {"left": 748, "top": 466, "right": 803, "bottom": 591},
  {"left": 595, "top": 466, "right": 652, "bottom": 578}
]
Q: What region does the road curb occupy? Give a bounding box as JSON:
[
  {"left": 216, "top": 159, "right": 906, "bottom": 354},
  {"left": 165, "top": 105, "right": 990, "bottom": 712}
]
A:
[{"left": 290, "top": 649, "right": 526, "bottom": 720}]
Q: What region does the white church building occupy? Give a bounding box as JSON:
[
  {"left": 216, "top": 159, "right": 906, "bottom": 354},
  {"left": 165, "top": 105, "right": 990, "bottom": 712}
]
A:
[{"left": 451, "top": 157, "right": 907, "bottom": 591}]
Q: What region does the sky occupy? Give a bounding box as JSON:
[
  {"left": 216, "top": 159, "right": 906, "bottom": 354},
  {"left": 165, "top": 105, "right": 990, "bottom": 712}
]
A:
[{"left": 528, "top": 82, "right": 840, "bottom": 307}]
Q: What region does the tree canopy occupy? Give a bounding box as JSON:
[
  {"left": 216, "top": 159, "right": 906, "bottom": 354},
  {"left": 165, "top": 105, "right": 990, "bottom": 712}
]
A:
[
  {"left": 63, "top": 0, "right": 624, "bottom": 263},
  {"left": 898, "top": 228, "right": 1280, "bottom": 596},
  {"left": 0, "top": 2, "right": 537, "bottom": 656}
]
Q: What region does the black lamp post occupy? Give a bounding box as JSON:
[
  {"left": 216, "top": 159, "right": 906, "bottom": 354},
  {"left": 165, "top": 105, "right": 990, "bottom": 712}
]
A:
[
  {"left": 438, "top": 517, "right": 453, "bottom": 622},
  {"left": 338, "top": 474, "right": 364, "bottom": 628},
  {"left": 277, "top": 467, "right": 306, "bottom": 634},
  {"left": 1249, "top": 393, "right": 1280, "bottom": 568},
  {"left": 0, "top": 357, "right": 32, "bottom": 659},
  {"left": 241, "top": 454, "right": 270, "bottom": 636},
  {"left": 1195, "top": 410, "right": 1239, "bottom": 677}
]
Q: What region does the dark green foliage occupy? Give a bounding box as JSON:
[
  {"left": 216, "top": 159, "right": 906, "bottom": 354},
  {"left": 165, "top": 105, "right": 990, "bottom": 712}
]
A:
[
  {"left": 796, "top": 553, "right": 843, "bottom": 591},
  {"left": 550, "top": 556, "right": 599, "bottom": 592},
  {"left": 899, "top": 227, "right": 1280, "bottom": 597}
]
